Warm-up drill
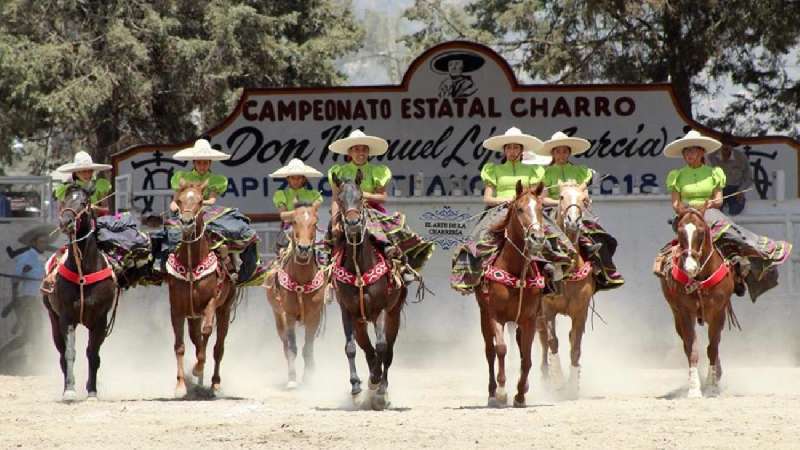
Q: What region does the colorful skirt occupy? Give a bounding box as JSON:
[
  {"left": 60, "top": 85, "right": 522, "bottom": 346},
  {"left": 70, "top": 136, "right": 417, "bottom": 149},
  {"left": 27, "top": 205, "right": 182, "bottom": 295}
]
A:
[{"left": 363, "top": 206, "right": 435, "bottom": 272}]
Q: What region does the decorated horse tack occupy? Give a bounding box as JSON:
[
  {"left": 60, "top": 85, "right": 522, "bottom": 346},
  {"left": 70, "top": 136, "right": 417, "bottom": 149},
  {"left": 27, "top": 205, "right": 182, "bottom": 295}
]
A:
[{"left": 483, "top": 253, "right": 545, "bottom": 289}]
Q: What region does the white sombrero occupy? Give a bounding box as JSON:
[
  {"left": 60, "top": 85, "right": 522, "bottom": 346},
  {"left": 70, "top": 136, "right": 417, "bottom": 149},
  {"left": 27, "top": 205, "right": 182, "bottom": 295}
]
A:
[
  {"left": 173, "top": 139, "right": 230, "bottom": 161},
  {"left": 329, "top": 129, "right": 388, "bottom": 156},
  {"left": 483, "top": 127, "right": 543, "bottom": 152},
  {"left": 269, "top": 158, "right": 323, "bottom": 178},
  {"left": 55, "top": 151, "right": 112, "bottom": 173},
  {"left": 663, "top": 130, "right": 721, "bottom": 158},
  {"left": 522, "top": 151, "right": 552, "bottom": 165},
  {"left": 534, "top": 131, "right": 591, "bottom": 156}
]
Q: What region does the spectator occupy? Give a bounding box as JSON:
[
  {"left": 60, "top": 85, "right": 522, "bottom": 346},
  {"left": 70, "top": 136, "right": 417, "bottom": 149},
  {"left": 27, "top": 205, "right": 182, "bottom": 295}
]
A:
[{"left": 707, "top": 138, "right": 752, "bottom": 215}]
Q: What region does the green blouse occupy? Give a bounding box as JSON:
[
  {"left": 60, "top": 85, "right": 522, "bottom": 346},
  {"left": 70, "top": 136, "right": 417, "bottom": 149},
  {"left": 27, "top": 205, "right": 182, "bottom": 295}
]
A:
[
  {"left": 53, "top": 178, "right": 112, "bottom": 204},
  {"left": 481, "top": 161, "right": 545, "bottom": 200},
  {"left": 273, "top": 187, "right": 322, "bottom": 211},
  {"left": 666, "top": 165, "right": 726, "bottom": 207},
  {"left": 328, "top": 162, "right": 392, "bottom": 194},
  {"left": 543, "top": 163, "right": 593, "bottom": 198},
  {"left": 170, "top": 169, "right": 229, "bottom": 199}
]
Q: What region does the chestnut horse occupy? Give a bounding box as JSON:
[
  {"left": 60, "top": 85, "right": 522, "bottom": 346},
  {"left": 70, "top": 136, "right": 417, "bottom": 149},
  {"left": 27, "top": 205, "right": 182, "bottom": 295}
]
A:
[
  {"left": 659, "top": 208, "right": 735, "bottom": 398},
  {"left": 44, "top": 183, "right": 119, "bottom": 401},
  {"left": 265, "top": 204, "right": 326, "bottom": 389},
  {"left": 477, "top": 181, "right": 546, "bottom": 408},
  {"left": 167, "top": 180, "right": 237, "bottom": 397},
  {"left": 538, "top": 181, "right": 596, "bottom": 396},
  {"left": 330, "top": 170, "right": 406, "bottom": 410}
]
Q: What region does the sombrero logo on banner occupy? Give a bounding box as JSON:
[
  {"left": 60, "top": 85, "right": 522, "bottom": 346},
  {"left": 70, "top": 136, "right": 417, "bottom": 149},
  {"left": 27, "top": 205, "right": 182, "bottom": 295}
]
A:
[{"left": 114, "top": 42, "right": 799, "bottom": 218}]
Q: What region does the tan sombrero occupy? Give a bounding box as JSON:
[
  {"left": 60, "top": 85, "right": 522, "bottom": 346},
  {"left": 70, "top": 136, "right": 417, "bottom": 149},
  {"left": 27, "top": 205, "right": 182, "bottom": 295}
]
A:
[
  {"left": 329, "top": 129, "right": 388, "bottom": 156},
  {"left": 269, "top": 158, "right": 323, "bottom": 178},
  {"left": 534, "top": 131, "right": 591, "bottom": 156},
  {"left": 56, "top": 151, "right": 112, "bottom": 173},
  {"left": 173, "top": 139, "right": 230, "bottom": 161},
  {"left": 18, "top": 224, "right": 58, "bottom": 247},
  {"left": 483, "top": 127, "right": 543, "bottom": 152},
  {"left": 663, "top": 130, "right": 721, "bottom": 158}
]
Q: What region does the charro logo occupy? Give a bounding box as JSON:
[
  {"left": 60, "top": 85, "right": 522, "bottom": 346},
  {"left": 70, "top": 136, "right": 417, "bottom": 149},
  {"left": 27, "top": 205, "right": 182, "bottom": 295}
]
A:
[
  {"left": 421, "top": 205, "right": 472, "bottom": 249},
  {"left": 431, "top": 51, "right": 485, "bottom": 99}
]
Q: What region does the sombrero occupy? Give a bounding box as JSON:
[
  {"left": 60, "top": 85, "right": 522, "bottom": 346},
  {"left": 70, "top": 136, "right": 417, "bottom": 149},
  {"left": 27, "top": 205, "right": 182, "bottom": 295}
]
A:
[
  {"left": 483, "top": 127, "right": 543, "bottom": 153},
  {"left": 329, "top": 129, "right": 388, "bottom": 156},
  {"left": 534, "top": 131, "right": 591, "bottom": 156},
  {"left": 663, "top": 130, "right": 721, "bottom": 158},
  {"left": 269, "top": 158, "right": 323, "bottom": 178},
  {"left": 56, "top": 151, "right": 112, "bottom": 173},
  {"left": 18, "top": 224, "right": 58, "bottom": 248},
  {"left": 173, "top": 139, "right": 231, "bottom": 161},
  {"left": 431, "top": 51, "right": 485, "bottom": 74}
]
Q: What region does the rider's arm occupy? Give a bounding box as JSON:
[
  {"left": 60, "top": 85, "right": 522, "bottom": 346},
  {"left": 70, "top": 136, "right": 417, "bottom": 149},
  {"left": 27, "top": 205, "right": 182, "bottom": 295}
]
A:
[
  {"left": 483, "top": 185, "right": 505, "bottom": 207},
  {"left": 278, "top": 207, "right": 293, "bottom": 223},
  {"left": 202, "top": 191, "right": 217, "bottom": 206},
  {"left": 704, "top": 189, "right": 723, "bottom": 210},
  {"left": 363, "top": 186, "right": 387, "bottom": 203},
  {"left": 671, "top": 191, "right": 688, "bottom": 215}
]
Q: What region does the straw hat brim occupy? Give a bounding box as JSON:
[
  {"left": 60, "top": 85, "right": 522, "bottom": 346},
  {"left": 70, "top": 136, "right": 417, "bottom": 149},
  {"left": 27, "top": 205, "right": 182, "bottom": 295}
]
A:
[
  {"left": 483, "top": 135, "right": 543, "bottom": 152},
  {"left": 173, "top": 147, "right": 231, "bottom": 161},
  {"left": 329, "top": 135, "right": 388, "bottom": 156},
  {"left": 522, "top": 152, "right": 552, "bottom": 165},
  {"left": 269, "top": 166, "right": 323, "bottom": 178},
  {"left": 663, "top": 136, "right": 721, "bottom": 158},
  {"left": 534, "top": 137, "right": 591, "bottom": 156},
  {"left": 18, "top": 224, "right": 58, "bottom": 246},
  {"left": 56, "top": 162, "right": 112, "bottom": 173}
]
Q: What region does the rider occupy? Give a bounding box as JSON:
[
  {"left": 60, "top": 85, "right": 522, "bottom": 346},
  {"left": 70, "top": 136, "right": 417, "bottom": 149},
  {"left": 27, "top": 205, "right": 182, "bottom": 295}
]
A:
[
  {"left": 268, "top": 158, "right": 324, "bottom": 261},
  {"left": 450, "top": 127, "right": 575, "bottom": 294},
  {"left": 166, "top": 138, "right": 264, "bottom": 286},
  {"left": 656, "top": 130, "right": 792, "bottom": 301},
  {"left": 535, "top": 131, "right": 625, "bottom": 291},
  {"left": 327, "top": 129, "right": 434, "bottom": 284},
  {"left": 52, "top": 151, "right": 112, "bottom": 213}
]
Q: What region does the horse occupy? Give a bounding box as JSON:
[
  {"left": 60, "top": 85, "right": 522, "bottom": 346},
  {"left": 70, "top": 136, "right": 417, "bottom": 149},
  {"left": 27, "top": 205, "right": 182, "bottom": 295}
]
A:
[
  {"left": 330, "top": 170, "right": 407, "bottom": 410},
  {"left": 44, "top": 183, "right": 120, "bottom": 401},
  {"left": 265, "top": 203, "right": 326, "bottom": 389},
  {"left": 166, "top": 179, "right": 237, "bottom": 397},
  {"left": 476, "top": 181, "right": 547, "bottom": 408},
  {"left": 659, "top": 208, "right": 736, "bottom": 398},
  {"left": 537, "top": 181, "right": 596, "bottom": 397}
]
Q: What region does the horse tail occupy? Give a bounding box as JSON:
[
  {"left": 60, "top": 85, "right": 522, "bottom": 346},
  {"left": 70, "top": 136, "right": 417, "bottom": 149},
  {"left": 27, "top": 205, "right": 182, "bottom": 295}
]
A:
[{"left": 228, "top": 286, "right": 247, "bottom": 325}]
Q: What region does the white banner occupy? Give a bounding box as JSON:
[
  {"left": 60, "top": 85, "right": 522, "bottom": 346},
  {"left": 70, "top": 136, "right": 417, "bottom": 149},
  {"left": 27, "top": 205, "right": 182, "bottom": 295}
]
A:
[{"left": 112, "top": 42, "right": 800, "bottom": 219}]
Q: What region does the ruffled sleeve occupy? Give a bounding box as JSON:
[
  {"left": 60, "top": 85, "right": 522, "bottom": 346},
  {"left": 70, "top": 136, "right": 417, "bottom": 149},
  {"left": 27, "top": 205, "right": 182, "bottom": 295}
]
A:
[
  {"left": 309, "top": 189, "right": 322, "bottom": 204},
  {"left": 370, "top": 164, "right": 392, "bottom": 189},
  {"left": 53, "top": 183, "right": 68, "bottom": 201},
  {"left": 576, "top": 165, "right": 593, "bottom": 184},
  {"left": 711, "top": 166, "right": 727, "bottom": 190},
  {"left": 272, "top": 190, "right": 287, "bottom": 209},
  {"left": 206, "top": 173, "right": 229, "bottom": 195},
  {"left": 529, "top": 165, "right": 546, "bottom": 185},
  {"left": 480, "top": 163, "right": 497, "bottom": 187},
  {"left": 170, "top": 171, "right": 187, "bottom": 192},
  {"left": 327, "top": 164, "right": 341, "bottom": 189},
  {"left": 93, "top": 178, "right": 112, "bottom": 202},
  {"left": 666, "top": 169, "right": 681, "bottom": 193}
]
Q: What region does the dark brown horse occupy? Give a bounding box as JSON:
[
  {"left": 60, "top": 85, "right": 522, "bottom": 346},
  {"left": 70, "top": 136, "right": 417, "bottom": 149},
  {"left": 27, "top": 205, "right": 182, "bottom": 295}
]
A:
[
  {"left": 659, "top": 208, "right": 735, "bottom": 398},
  {"left": 44, "top": 183, "right": 119, "bottom": 401},
  {"left": 538, "top": 181, "right": 596, "bottom": 397},
  {"left": 265, "top": 204, "right": 326, "bottom": 389},
  {"left": 330, "top": 171, "right": 406, "bottom": 410},
  {"left": 167, "top": 180, "right": 237, "bottom": 397},
  {"left": 477, "top": 181, "right": 546, "bottom": 407}
]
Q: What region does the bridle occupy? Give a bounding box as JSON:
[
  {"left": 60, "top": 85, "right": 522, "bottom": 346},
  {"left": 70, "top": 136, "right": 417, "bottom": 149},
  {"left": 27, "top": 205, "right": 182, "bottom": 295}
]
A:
[
  {"left": 504, "top": 193, "right": 546, "bottom": 262},
  {"left": 337, "top": 185, "right": 367, "bottom": 247},
  {"left": 677, "top": 209, "right": 715, "bottom": 276}
]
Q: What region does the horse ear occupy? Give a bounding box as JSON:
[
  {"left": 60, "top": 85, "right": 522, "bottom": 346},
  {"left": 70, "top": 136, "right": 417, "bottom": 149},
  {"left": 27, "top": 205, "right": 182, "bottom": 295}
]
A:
[
  {"left": 332, "top": 172, "right": 341, "bottom": 188},
  {"left": 533, "top": 181, "right": 544, "bottom": 197},
  {"left": 355, "top": 169, "right": 363, "bottom": 186},
  {"left": 578, "top": 182, "right": 588, "bottom": 191},
  {"left": 516, "top": 179, "right": 524, "bottom": 197}
]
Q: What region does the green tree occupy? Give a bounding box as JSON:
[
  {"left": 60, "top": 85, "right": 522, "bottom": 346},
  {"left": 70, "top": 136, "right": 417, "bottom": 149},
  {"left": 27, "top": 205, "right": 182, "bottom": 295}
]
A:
[{"left": 0, "top": 0, "right": 363, "bottom": 172}]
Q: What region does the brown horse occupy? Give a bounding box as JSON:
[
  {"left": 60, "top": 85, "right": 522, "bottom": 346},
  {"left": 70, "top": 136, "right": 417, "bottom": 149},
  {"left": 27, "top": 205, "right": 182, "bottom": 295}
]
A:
[
  {"left": 659, "top": 208, "right": 735, "bottom": 398},
  {"left": 167, "top": 180, "right": 237, "bottom": 397},
  {"left": 477, "top": 181, "right": 546, "bottom": 408},
  {"left": 45, "top": 183, "right": 119, "bottom": 401},
  {"left": 265, "top": 204, "right": 326, "bottom": 389},
  {"left": 538, "top": 181, "right": 596, "bottom": 397},
  {"left": 330, "top": 170, "right": 406, "bottom": 410}
]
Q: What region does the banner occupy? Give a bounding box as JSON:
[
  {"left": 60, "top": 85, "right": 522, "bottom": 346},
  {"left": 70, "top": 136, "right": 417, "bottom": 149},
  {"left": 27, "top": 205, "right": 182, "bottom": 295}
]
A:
[{"left": 113, "top": 41, "right": 800, "bottom": 220}]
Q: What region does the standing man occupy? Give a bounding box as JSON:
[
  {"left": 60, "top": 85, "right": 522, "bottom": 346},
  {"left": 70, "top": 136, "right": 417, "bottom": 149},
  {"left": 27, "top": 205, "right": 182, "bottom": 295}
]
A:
[{"left": 707, "top": 137, "right": 752, "bottom": 216}]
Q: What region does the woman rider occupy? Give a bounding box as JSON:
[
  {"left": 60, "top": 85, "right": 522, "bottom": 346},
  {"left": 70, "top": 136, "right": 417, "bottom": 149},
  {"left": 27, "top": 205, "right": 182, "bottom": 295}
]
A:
[
  {"left": 327, "top": 129, "right": 434, "bottom": 284},
  {"left": 166, "top": 138, "right": 264, "bottom": 286},
  {"left": 535, "top": 131, "right": 625, "bottom": 291},
  {"left": 450, "top": 127, "right": 575, "bottom": 294},
  {"left": 657, "top": 130, "right": 791, "bottom": 301},
  {"left": 52, "top": 151, "right": 113, "bottom": 213},
  {"left": 268, "top": 158, "right": 323, "bottom": 258}
]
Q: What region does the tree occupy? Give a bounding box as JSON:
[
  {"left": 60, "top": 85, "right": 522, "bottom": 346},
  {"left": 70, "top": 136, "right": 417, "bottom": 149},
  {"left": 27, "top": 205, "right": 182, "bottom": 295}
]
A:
[
  {"left": 0, "top": 0, "right": 363, "bottom": 172},
  {"left": 402, "top": 0, "right": 800, "bottom": 133}
]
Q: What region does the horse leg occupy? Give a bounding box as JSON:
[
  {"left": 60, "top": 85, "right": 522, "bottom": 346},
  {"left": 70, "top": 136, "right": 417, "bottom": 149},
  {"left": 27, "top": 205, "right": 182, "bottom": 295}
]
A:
[
  {"left": 479, "top": 308, "right": 498, "bottom": 406},
  {"left": 674, "top": 306, "right": 701, "bottom": 398},
  {"left": 301, "top": 300, "right": 322, "bottom": 385},
  {"left": 514, "top": 317, "right": 535, "bottom": 408},
  {"left": 85, "top": 320, "right": 107, "bottom": 400},
  {"left": 371, "top": 308, "right": 392, "bottom": 410},
  {"left": 170, "top": 311, "right": 187, "bottom": 398},
  {"left": 705, "top": 304, "right": 726, "bottom": 395},
  {"left": 61, "top": 320, "right": 77, "bottom": 401},
  {"left": 341, "top": 308, "right": 361, "bottom": 396},
  {"left": 494, "top": 318, "right": 508, "bottom": 406},
  {"left": 45, "top": 303, "right": 67, "bottom": 388},
  {"left": 187, "top": 318, "right": 207, "bottom": 386},
  {"left": 378, "top": 302, "right": 401, "bottom": 409},
  {"left": 353, "top": 318, "right": 379, "bottom": 389},
  {"left": 284, "top": 319, "right": 299, "bottom": 389},
  {"left": 211, "top": 299, "right": 231, "bottom": 393},
  {"left": 567, "top": 308, "right": 588, "bottom": 398}
]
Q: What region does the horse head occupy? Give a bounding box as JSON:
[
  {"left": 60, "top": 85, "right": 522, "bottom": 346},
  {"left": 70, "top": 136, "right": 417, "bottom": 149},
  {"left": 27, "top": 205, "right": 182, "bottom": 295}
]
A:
[
  {"left": 290, "top": 203, "right": 319, "bottom": 263},
  {"left": 174, "top": 179, "right": 207, "bottom": 236},
  {"left": 332, "top": 169, "right": 366, "bottom": 245},
  {"left": 508, "top": 180, "right": 547, "bottom": 256},
  {"left": 676, "top": 208, "right": 711, "bottom": 278},
  {"left": 59, "top": 183, "right": 94, "bottom": 237},
  {"left": 557, "top": 180, "right": 589, "bottom": 241}
]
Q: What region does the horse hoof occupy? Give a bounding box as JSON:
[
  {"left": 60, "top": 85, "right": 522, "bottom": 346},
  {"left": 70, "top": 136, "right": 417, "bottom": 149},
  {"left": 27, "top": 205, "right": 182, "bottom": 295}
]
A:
[
  {"left": 212, "top": 384, "right": 222, "bottom": 396},
  {"left": 86, "top": 392, "right": 98, "bottom": 402},
  {"left": 286, "top": 381, "right": 299, "bottom": 390},
  {"left": 351, "top": 386, "right": 362, "bottom": 397},
  {"left": 368, "top": 382, "right": 380, "bottom": 391},
  {"left": 687, "top": 388, "right": 702, "bottom": 399},
  {"left": 495, "top": 388, "right": 508, "bottom": 405},
  {"left": 175, "top": 385, "right": 187, "bottom": 398},
  {"left": 513, "top": 397, "right": 526, "bottom": 408},
  {"left": 487, "top": 396, "right": 500, "bottom": 408},
  {"left": 62, "top": 390, "right": 78, "bottom": 402},
  {"left": 371, "top": 393, "right": 388, "bottom": 411}
]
